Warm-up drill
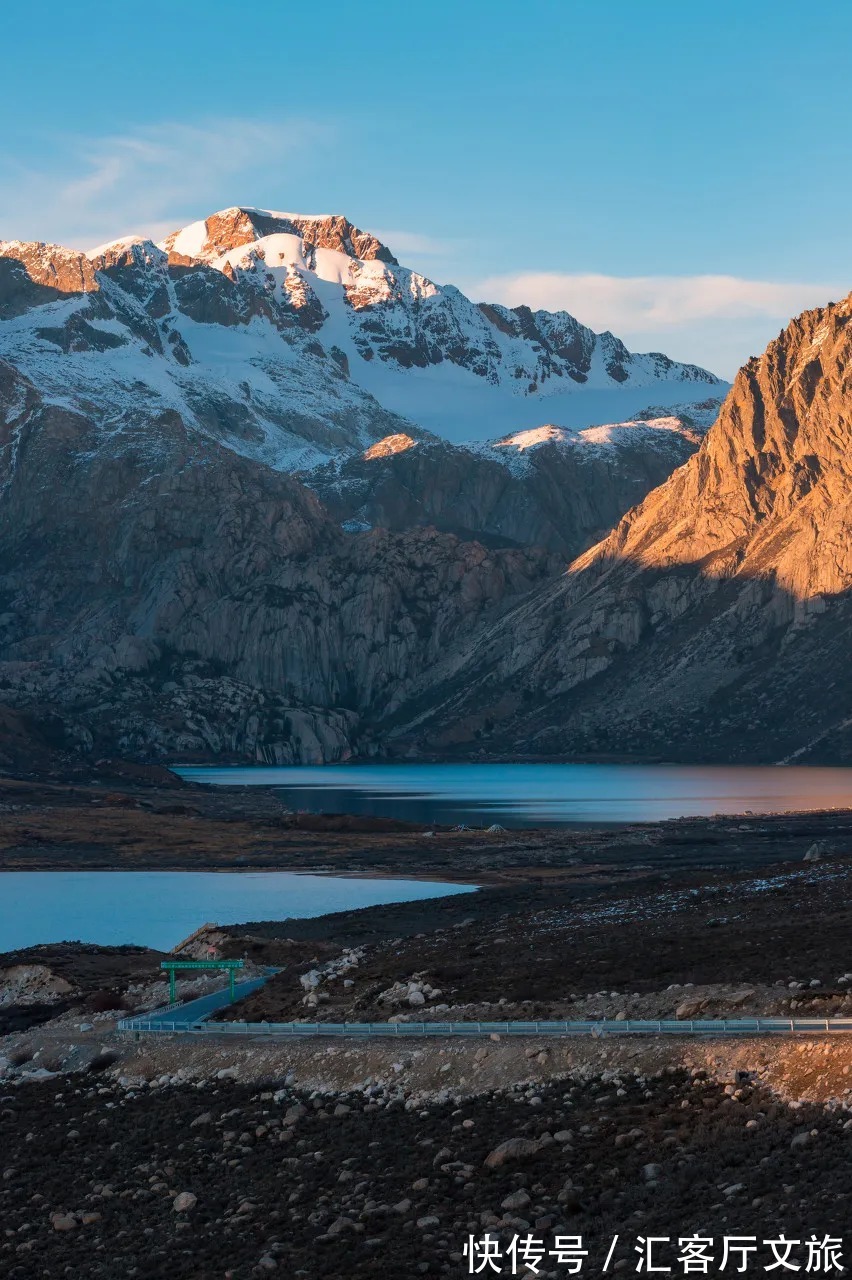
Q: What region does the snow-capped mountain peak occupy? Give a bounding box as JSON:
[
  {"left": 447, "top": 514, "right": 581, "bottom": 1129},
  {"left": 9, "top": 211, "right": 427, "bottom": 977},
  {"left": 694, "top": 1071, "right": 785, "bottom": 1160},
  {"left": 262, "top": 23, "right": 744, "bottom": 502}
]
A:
[
  {"left": 0, "top": 204, "right": 726, "bottom": 479},
  {"left": 159, "top": 206, "right": 397, "bottom": 267},
  {"left": 155, "top": 207, "right": 726, "bottom": 437}
]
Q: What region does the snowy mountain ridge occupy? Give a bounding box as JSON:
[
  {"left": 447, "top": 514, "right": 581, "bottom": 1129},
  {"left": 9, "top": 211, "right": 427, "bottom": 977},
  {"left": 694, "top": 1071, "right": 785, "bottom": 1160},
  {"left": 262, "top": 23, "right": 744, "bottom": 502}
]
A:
[
  {"left": 153, "top": 206, "right": 726, "bottom": 442},
  {"left": 0, "top": 205, "right": 725, "bottom": 480}
]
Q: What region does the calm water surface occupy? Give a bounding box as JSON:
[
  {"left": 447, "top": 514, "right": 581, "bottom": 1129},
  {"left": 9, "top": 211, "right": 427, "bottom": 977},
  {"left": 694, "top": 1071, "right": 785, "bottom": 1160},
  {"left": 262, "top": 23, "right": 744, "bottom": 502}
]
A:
[
  {"left": 177, "top": 763, "right": 852, "bottom": 827},
  {"left": 0, "top": 872, "right": 476, "bottom": 953}
]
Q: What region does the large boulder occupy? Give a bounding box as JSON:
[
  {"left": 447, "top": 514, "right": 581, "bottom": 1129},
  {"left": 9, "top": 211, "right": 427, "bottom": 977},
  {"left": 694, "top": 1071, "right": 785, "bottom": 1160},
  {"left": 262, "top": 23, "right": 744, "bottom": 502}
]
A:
[{"left": 483, "top": 1133, "right": 553, "bottom": 1169}]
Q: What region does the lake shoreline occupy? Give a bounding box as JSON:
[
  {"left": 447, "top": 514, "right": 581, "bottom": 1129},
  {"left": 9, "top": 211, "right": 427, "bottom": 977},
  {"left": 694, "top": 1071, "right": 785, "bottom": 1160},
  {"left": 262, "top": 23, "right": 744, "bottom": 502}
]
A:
[
  {"left": 175, "top": 759, "right": 852, "bottom": 828},
  {"left": 2, "top": 771, "right": 852, "bottom": 885},
  {"left": 0, "top": 869, "right": 478, "bottom": 954}
]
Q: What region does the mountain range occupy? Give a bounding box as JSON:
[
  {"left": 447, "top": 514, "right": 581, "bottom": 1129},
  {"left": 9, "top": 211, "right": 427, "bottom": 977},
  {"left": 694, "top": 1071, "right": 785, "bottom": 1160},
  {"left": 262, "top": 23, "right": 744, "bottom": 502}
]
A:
[
  {"left": 392, "top": 291, "right": 852, "bottom": 763},
  {"left": 2, "top": 205, "right": 846, "bottom": 767},
  {"left": 0, "top": 206, "right": 724, "bottom": 557}
]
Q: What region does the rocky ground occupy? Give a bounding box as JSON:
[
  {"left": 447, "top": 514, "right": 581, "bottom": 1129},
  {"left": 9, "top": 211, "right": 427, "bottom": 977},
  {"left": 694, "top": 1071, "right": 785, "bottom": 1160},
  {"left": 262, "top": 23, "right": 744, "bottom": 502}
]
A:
[
  {"left": 3, "top": 1042, "right": 852, "bottom": 1279},
  {"left": 211, "top": 850, "right": 852, "bottom": 1026}
]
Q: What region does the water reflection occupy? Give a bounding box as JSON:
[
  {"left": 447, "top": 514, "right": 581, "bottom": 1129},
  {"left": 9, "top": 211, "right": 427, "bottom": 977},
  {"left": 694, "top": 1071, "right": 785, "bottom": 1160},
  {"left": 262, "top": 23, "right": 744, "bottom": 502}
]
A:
[{"left": 177, "top": 763, "right": 852, "bottom": 828}]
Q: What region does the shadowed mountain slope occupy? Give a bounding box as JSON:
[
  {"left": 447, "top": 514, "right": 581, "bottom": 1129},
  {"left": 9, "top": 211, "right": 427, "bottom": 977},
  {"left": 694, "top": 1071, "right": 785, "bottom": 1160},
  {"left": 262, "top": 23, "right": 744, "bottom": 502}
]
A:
[
  {"left": 388, "top": 292, "right": 852, "bottom": 763},
  {"left": 2, "top": 209, "right": 844, "bottom": 767},
  {"left": 0, "top": 363, "right": 555, "bottom": 762}
]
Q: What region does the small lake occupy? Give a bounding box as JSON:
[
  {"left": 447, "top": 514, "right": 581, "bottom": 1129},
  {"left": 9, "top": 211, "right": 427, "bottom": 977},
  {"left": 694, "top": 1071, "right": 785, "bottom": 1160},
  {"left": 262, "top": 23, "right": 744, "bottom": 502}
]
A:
[
  {"left": 0, "top": 871, "right": 476, "bottom": 953},
  {"left": 176, "top": 762, "right": 852, "bottom": 827}
]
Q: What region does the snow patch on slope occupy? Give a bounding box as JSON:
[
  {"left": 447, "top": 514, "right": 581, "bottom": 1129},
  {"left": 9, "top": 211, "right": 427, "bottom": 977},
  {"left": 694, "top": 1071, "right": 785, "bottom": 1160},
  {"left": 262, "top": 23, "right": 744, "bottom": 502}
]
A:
[
  {"left": 478, "top": 404, "right": 718, "bottom": 476},
  {"left": 494, "top": 425, "right": 566, "bottom": 452},
  {"left": 167, "top": 219, "right": 208, "bottom": 259}
]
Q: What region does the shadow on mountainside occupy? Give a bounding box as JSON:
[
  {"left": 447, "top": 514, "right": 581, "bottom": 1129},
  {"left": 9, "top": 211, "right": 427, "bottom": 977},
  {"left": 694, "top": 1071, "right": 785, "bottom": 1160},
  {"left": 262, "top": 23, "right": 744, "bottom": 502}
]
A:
[
  {"left": 0, "top": 256, "right": 92, "bottom": 319},
  {"left": 384, "top": 556, "right": 852, "bottom": 765}
]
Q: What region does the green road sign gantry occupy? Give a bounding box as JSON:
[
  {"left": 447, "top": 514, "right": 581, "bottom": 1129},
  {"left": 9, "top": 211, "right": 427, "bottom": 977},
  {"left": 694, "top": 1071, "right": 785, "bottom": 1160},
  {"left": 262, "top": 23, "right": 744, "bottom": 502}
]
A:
[{"left": 160, "top": 959, "right": 244, "bottom": 1003}]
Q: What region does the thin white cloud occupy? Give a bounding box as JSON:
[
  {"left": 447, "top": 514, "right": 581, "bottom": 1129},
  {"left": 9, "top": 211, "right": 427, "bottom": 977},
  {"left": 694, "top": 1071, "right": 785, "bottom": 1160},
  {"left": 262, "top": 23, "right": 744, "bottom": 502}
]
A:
[
  {"left": 470, "top": 271, "right": 846, "bottom": 333},
  {"left": 0, "top": 117, "right": 332, "bottom": 250},
  {"left": 466, "top": 271, "right": 848, "bottom": 378}
]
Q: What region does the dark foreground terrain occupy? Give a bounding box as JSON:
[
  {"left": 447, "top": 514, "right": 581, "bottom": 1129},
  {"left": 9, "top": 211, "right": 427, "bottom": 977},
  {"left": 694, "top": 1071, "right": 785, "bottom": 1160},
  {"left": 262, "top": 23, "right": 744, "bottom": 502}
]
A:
[
  {"left": 215, "top": 849, "right": 852, "bottom": 1026},
  {"left": 3, "top": 1066, "right": 848, "bottom": 1280},
  {"left": 4, "top": 773, "right": 852, "bottom": 1278}
]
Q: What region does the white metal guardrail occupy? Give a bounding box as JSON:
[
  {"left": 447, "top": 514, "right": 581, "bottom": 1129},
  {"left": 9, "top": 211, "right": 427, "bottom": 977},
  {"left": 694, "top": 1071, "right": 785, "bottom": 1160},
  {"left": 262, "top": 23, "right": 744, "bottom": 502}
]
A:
[{"left": 117, "top": 1016, "right": 852, "bottom": 1038}]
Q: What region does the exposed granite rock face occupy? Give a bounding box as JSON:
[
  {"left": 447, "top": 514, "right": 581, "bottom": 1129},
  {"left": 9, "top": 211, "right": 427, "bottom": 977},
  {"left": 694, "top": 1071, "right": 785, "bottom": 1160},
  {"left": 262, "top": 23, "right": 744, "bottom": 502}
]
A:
[
  {"left": 477, "top": 303, "right": 641, "bottom": 386},
  {"left": 0, "top": 358, "right": 40, "bottom": 455},
  {"left": 0, "top": 250, "right": 87, "bottom": 320},
  {"left": 0, "top": 241, "right": 98, "bottom": 301},
  {"left": 306, "top": 413, "right": 711, "bottom": 557},
  {"left": 0, "top": 374, "right": 555, "bottom": 763},
  {"left": 161, "top": 207, "right": 398, "bottom": 265},
  {"left": 393, "top": 292, "right": 852, "bottom": 763}
]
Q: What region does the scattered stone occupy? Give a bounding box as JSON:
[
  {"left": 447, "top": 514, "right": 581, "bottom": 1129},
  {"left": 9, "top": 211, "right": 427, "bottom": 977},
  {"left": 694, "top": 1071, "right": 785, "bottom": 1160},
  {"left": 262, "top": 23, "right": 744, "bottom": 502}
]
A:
[
  {"left": 675, "top": 999, "right": 706, "bottom": 1020},
  {"left": 484, "top": 1134, "right": 552, "bottom": 1169},
  {"left": 327, "top": 1216, "right": 356, "bottom": 1236}
]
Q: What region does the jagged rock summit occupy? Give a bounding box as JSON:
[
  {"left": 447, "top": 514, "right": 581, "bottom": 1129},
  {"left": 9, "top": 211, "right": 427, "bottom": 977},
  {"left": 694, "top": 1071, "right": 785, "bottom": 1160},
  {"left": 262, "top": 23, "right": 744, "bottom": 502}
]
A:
[
  {"left": 151, "top": 204, "right": 725, "bottom": 443},
  {"left": 397, "top": 291, "right": 852, "bottom": 763},
  {"left": 158, "top": 206, "right": 397, "bottom": 265}
]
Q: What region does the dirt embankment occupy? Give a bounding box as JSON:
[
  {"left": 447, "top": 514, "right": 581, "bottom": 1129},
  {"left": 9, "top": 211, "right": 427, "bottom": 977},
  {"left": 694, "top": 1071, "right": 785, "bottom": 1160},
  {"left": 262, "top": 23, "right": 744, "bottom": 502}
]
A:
[{"left": 0, "top": 943, "right": 169, "bottom": 1034}]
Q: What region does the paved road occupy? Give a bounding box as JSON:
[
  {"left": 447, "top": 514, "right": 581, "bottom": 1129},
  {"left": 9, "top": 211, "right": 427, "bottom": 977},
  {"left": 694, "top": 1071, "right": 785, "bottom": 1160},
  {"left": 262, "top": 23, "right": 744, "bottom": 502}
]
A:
[
  {"left": 131, "top": 977, "right": 271, "bottom": 1030},
  {"left": 118, "top": 980, "right": 852, "bottom": 1039}
]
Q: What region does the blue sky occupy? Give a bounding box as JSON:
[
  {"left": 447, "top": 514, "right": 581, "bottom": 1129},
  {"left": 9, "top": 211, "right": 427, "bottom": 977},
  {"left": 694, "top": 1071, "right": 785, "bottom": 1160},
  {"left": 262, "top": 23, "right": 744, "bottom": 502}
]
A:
[{"left": 1, "top": 0, "right": 849, "bottom": 376}]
